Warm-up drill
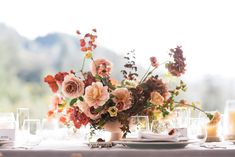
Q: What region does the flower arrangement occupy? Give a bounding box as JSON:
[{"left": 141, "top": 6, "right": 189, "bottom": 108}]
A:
[{"left": 44, "top": 29, "right": 214, "bottom": 137}]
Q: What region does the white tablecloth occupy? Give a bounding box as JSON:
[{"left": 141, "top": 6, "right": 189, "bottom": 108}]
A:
[{"left": 1, "top": 140, "right": 235, "bottom": 157}]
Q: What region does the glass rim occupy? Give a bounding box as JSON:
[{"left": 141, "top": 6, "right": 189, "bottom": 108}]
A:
[
  {"left": 23, "top": 119, "right": 41, "bottom": 122},
  {"left": 17, "top": 107, "right": 29, "bottom": 110}
]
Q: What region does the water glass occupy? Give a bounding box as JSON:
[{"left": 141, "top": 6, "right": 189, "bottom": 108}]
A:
[
  {"left": 173, "top": 107, "right": 191, "bottom": 128},
  {"left": 16, "top": 108, "right": 29, "bottom": 130},
  {"left": 128, "top": 116, "right": 149, "bottom": 138},
  {"left": 188, "top": 117, "right": 207, "bottom": 143},
  {"left": 22, "top": 119, "right": 41, "bottom": 146},
  {"left": 151, "top": 118, "right": 174, "bottom": 134}
]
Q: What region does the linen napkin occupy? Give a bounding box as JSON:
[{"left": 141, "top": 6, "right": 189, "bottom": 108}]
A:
[{"left": 138, "top": 131, "right": 179, "bottom": 142}]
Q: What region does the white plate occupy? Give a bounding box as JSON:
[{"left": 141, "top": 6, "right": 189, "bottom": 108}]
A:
[
  {"left": 121, "top": 138, "right": 184, "bottom": 142},
  {"left": 113, "top": 140, "right": 196, "bottom": 149},
  {"left": 0, "top": 140, "right": 13, "bottom": 146}
]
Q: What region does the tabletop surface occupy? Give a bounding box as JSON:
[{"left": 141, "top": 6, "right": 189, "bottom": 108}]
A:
[{"left": 1, "top": 140, "right": 235, "bottom": 157}]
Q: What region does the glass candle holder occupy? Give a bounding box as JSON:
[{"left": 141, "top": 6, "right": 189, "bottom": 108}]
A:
[
  {"left": 206, "top": 111, "right": 222, "bottom": 142},
  {"left": 224, "top": 100, "right": 235, "bottom": 140}
]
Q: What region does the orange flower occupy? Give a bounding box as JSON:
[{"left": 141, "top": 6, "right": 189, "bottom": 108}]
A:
[
  {"left": 44, "top": 75, "right": 59, "bottom": 93},
  {"left": 59, "top": 116, "right": 67, "bottom": 124},
  {"left": 150, "top": 91, "right": 164, "bottom": 106},
  {"left": 47, "top": 110, "right": 54, "bottom": 117}
]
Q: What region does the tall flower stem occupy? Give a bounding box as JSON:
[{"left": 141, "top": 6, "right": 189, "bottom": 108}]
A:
[
  {"left": 80, "top": 57, "right": 86, "bottom": 77},
  {"left": 140, "top": 65, "right": 151, "bottom": 83}
]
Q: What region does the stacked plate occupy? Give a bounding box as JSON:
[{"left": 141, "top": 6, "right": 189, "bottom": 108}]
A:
[
  {"left": 113, "top": 138, "right": 196, "bottom": 149},
  {"left": 0, "top": 140, "right": 13, "bottom": 147}
]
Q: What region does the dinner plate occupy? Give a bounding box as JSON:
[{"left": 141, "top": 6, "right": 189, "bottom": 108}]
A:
[
  {"left": 113, "top": 140, "right": 196, "bottom": 149},
  {"left": 0, "top": 140, "right": 13, "bottom": 146},
  {"left": 121, "top": 138, "right": 188, "bottom": 142}
]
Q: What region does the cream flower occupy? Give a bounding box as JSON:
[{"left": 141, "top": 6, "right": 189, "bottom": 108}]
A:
[
  {"left": 112, "top": 88, "right": 132, "bottom": 111},
  {"left": 150, "top": 91, "right": 164, "bottom": 106},
  {"left": 91, "top": 58, "right": 112, "bottom": 77},
  {"left": 62, "top": 75, "right": 84, "bottom": 98},
  {"left": 107, "top": 106, "right": 118, "bottom": 117},
  {"left": 84, "top": 82, "right": 110, "bottom": 108},
  {"left": 122, "top": 79, "right": 138, "bottom": 88},
  {"left": 77, "top": 101, "right": 100, "bottom": 120}
]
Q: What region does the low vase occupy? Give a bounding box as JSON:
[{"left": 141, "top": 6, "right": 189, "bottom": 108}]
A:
[{"left": 103, "top": 121, "right": 123, "bottom": 142}]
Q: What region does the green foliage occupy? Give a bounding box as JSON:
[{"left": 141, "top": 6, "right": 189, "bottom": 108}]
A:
[{"left": 70, "top": 98, "right": 78, "bottom": 106}]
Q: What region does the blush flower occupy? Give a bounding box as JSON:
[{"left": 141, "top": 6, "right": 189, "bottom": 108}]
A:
[
  {"left": 91, "top": 58, "right": 112, "bottom": 77},
  {"left": 62, "top": 75, "right": 84, "bottom": 98},
  {"left": 77, "top": 101, "right": 100, "bottom": 120},
  {"left": 84, "top": 82, "right": 110, "bottom": 108},
  {"left": 150, "top": 91, "right": 164, "bottom": 106},
  {"left": 112, "top": 88, "right": 132, "bottom": 111}
]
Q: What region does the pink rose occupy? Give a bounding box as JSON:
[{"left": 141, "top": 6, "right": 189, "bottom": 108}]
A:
[
  {"left": 84, "top": 82, "right": 110, "bottom": 108},
  {"left": 112, "top": 88, "right": 132, "bottom": 111},
  {"left": 62, "top": 75, "right": 84, "bottom": 98},
  {"left": 91, "top": 58, "right": 112, "bottom": 77},
  {"left": 77, "top": 101, "right": 100, "bottom": 120}
]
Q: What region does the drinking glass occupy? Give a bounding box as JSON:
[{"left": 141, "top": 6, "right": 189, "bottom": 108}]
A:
[
  {"left": 22, "top": 119, "right": 41, "bottom": 146},
  {"left": 173, "top": 107, "right": 191, "bottom": 128},
  {"left": 188, "top": 117, "right": 207, "bottom": 143},
  {"left": 151, "top": 118, "right": 174, "bottom": 134},
  {"left": 224, "top": 100, "right": 235, "bottom": 140},
  {"left": 128, "top": 116, "right": 149, "bottom": 138},
  {"left": 16, "top": 108, "right": 29, "bottom": 130}
]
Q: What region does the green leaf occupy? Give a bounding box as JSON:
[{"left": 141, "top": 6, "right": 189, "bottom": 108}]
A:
[
  {"left": 70, "top": 98, "right": 78, "bottom": 106},
  {"left": 206, "top": 113, "right": 213, "bottom": 120},
  {"left": 78, "top": 96, "right": 84, "bottom": 102}
]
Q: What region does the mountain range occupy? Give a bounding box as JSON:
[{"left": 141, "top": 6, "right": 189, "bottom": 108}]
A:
[{"left": 1, "top": 23, "right": 235, "bottom": 116}]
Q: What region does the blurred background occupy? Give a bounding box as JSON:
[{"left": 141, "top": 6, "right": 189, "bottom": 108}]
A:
[{"left": 0, "top": 0, "right": 235, "bottom": 118}]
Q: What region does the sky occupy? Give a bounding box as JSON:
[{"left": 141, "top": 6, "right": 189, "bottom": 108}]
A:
[{"left": 1, "top": 0, "right": 235, "bottom": 80}]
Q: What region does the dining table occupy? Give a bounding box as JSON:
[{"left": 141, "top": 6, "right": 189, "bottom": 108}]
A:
[{"left": 1, "top": 139, "right": 235, "bottom": 157}]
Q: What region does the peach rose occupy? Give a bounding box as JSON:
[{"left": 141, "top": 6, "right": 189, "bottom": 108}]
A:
[
  {"left": 112, "top": 88, "right": 132, "bottom": 111},
  {"left": 150, "top": 91, "right": 164, "bottom": 106},
  {"left": 77, "top": 101, "right": 100, "bottom": 120},
  {"left": 84, "top": 82, "right": 110, "bottom": 108},
  {"left": 91, "top": 58, "right": 112, "bottom": 77},
  {"left": 62, "top": 75, "right": 84, "bottom": 98}
]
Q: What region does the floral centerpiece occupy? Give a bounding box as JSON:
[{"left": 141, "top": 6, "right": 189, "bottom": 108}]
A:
[{"left": 44, "top": 29, "right": 214, "bottom": 139}]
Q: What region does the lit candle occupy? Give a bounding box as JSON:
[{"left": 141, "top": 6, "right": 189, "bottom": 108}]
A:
[
  {"left": 206, "top": 111, "right": 221, "bottom": 142},
  {"left": 207, "top": 124, "right": 218, "bottom": 137},
  {"left": 228, "top": 111, "right": 235, "bottom": 134}
]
